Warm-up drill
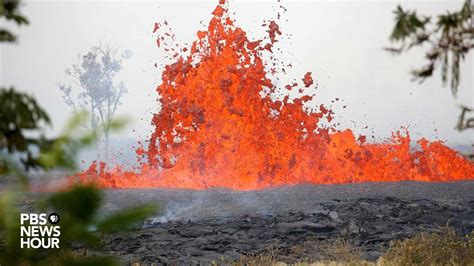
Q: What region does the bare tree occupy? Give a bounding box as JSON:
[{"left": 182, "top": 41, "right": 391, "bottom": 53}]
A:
[{"left": 59, "top": 43, "right": 131, "bottom": 161}]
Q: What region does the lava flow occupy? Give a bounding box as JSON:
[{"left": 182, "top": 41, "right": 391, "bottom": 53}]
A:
[{"left": 76, "top": 1, "right": 474, "bottom": 190}]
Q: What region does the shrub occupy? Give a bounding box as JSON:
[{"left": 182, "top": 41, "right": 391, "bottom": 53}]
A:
[{"left": 380, "top": 226, "right": 474, "bottom": 266}]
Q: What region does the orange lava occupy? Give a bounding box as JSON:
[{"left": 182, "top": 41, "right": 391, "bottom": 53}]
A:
[{"left": 76, "top": 1, "right": 474, "bottom": 190}]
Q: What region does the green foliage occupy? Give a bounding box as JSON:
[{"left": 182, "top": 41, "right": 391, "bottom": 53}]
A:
[
  {"left": 0, "top": 96, "right": 101, "bottom": 185},
  {"left": 0, "top": 112, "right": 159, "bottom": 265},
  {"left": 0, "top": 114, "right": 159, "bottom": 265},
  {"left": 0, "top": 184, "right": 158, "bottom": 266},
  {"left": 0, "top": 29, "right": 16, "bottom": 42},
  {"left": 0, "top": 2, "right": 157, "bottom": 265},
  {"left": 390, "top": 5, "right": 429, "bottom": 42},
  {"left": 1, "top": 1, "right": 54, "bottom": 180},
  {"left": 438, "top": 10, "right": 466, "bottom": 35},
  {"left": 0, "top": 91, "right": 125, "bottom": 182},
  {"left": 48, "top": 185, "right": 102, "bottom": 227},
  {"left": 0, "top": 87, "right": 51, "bottom": 152},
  {"left": 0, "top": 87, "right": 52, "bottom": 177},
  {"left": 1, "top": 1, "right": 158, "bottom": 264},
  {"left": 44, "top": 183, "right": 158, "bottom": 249},
  {"left": 97, "top": 203, "right": 157, "bottom": 233},
  {"left": 0, "top": 0, "right": 29, "bottom": 43},
  {"left": 387, "top": 1, "right": 473, "bottom": 96},
  {"left": 0, "top": 103, "right": 156, "bottom": 265},
  {"left": 37, "top": 112, "right": 100, "bottom": 171}
]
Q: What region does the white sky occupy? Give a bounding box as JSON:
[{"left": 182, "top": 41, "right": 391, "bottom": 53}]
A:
[{"left": 1, "top": 0, "right": 473, "bottom": 152}]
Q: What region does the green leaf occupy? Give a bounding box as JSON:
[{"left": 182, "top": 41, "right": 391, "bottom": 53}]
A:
[
  {"left": 0, "top": 151, "right": 28, "bottom": 187},
  {"left": 5, "top": 13, "right": 29, "bottom": 25},
  {"left": 47, "top": 184, "right": 102, "bottom": 224},
  {"left": 107, "top": 116, "right": 130, "bottom": 131},
  {"left": 97, "top": 203, "right": 158, "bottom": 233},
  {"left": 0, "top": 193, "right": 22, "bottom": 257},
  {"left": 437, "top": 8, "right": 467, "bottom": 35},
  {"left": 0, "top": 29, "right": 16, "bottom": 42},
  {"left": 411, "top": 63, "right": 434, "bottom": 80},
  {"left": 390, "top": 5, "right": 429, "bottom": 42},
  {"left": 63, "top": 111, "right": 89, "bottom": 135},
  {"left": 459, "top": 1, "right": 472, "bottom": 20}
]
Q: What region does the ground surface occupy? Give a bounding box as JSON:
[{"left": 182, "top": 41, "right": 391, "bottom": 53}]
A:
[{"left": 94, "top": 181, "right": 474, "bottom": 264}]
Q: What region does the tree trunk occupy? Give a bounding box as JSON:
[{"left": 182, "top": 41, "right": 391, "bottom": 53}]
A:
[
  {"left": 104, "top": 129, "right": 110, "bottom": 164},
  {"left": 91, "top": 105, "right": 101, "bottom": 167}
]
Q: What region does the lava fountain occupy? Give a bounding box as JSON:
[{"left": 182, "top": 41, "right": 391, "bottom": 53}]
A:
[{"left": 77, "top": 1, "right": 474, "bottom": 190}]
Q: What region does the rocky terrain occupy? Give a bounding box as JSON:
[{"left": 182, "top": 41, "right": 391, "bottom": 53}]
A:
[{"left": 97, "top": 181, "right": 474, "bottom": 264}]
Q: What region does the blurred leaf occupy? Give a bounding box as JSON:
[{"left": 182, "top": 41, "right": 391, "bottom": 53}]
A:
[
  {"left": 5, "top": 13, "right": 28, "bottom": 25},
  {"left": 1, "top": 0, "right": 29, "bottom": 43},
  {"left": 0, "top": 193, "right": 22, "bottom": 265},
  {"left": 0, "top": 155, "right": 28, "bottom": 187},
  {"left": 437, "top": 12, "right": 463, "bottom": 34},
  {"left": 411, "top": 63, "right": 435, "bottom": 81},
  {"left": 0, "top": 2, "right": 150, "bottom": 265},
  {"left": 38, "top": 112, "right": 98, "bottom": 171},
  {"left": 97, "top": 203, "right": 158, "bottom": 233},
  {"left": 460, "top": 1, "right": 472, "bottom": 20},
  {"left": 79, "top": 133, "right": 97, "bottom": 146},
  {"left": 1, "top": 1, "right": 28, "bottom": 25},
  {"left": 390, "top": 5, "right": 429, "bottom": 42},
  {"left": 47, "top": 184, "right": 102, "bottom": 224},
  {"left": 63, "top": 111, "right": 89, "bottom": 136},
  {"left": 0, "top": 29, "right": 15, "bottom": 42},
  {"left": 384, "top": 46, "right": 403, "bottom": 54},
  {"left": 107, "top": 116, "right": 130, "bottom": 131},
  {"left": 0, "top": 87, "right": 52, "bottom": 176}
]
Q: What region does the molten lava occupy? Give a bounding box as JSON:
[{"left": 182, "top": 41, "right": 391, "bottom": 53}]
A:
[{"left": 77, "top": 1, "right": 474, "bottom": 190}]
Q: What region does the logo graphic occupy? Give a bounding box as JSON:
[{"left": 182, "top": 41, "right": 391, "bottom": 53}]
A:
[
  {"left": 20, "top": 213, "right": 61, "bottom": 249},
  {"left": 48, "top": 213, "right": 60, "bottom": 224}
]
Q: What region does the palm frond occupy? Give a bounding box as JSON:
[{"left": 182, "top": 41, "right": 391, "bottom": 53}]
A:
[
  {"left": 390, "top": 5, "right": 429, "bottom": 42},
  {"left": 411, "top": 63, "right": 434, "bottom": 82},
  {"left": 384, "top": 46, "right": 404, "bottom": 54},
  {"left": 450, "top": 52, "right": 460, "bottom": 96},
  {"left": 441, "top": 51, "right": 449, "bottom": 86}
]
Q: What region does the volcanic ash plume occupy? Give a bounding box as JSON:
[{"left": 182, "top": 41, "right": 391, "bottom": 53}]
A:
[{"left": 77, "top": 1, "right": 474, "bottom": 190}]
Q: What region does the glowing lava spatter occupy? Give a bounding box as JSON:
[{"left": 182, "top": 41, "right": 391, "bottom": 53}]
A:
[{"left": 77, "top": 1, "right": 474, "bottom": 190}]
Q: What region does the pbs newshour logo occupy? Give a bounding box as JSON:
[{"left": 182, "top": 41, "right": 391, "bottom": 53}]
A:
[{"left": 20, "top": 213, "right": 61, "bottom": 249}]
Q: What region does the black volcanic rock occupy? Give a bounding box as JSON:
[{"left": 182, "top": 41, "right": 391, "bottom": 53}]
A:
[{"left": 102, "top": 195, "right": 474, "bottom": 264}]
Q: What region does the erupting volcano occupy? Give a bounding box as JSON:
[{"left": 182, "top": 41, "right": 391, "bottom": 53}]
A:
[{"left": 77, "top": 1, "right": 474, "bottom": 190}]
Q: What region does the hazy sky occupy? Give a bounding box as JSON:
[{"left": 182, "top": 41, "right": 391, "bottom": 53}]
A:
[{"left": 1, "top": 0, "right": 473, "bottom": 153}]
